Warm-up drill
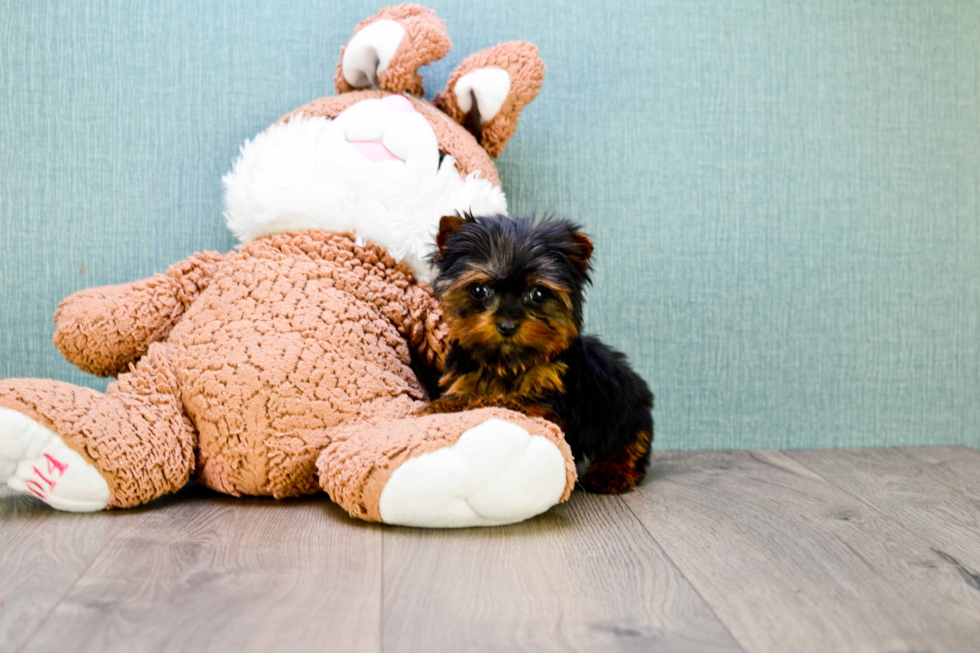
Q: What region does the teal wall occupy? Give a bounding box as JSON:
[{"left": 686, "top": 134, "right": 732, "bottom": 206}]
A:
[{"left": 1, "top": 0, "right": 978, "bottom": 450}]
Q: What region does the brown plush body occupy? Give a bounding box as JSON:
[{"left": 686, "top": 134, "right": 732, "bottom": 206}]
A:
[
  {"left": 3, "top": 232, "right": 437, "bottom": 505},
  {"left": 0, "top": 230, "right": 574, "bottom": 514}
]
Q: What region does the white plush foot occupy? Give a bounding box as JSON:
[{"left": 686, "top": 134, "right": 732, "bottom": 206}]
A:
[
  {"left": 0, "top": 408, "right": 110, "bottom": 512},
  {"left": 378, "top": 418, "right": 568, "bottom": 528}
]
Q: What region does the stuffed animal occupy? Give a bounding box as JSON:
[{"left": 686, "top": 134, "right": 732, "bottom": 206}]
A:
[{"left": 0, "top": 4, "right": 576, "bottom": 528}]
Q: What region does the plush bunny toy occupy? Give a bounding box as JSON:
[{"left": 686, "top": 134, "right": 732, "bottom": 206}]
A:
[{"left": 0, "top": 4, "right": 576, "bottom": 527}]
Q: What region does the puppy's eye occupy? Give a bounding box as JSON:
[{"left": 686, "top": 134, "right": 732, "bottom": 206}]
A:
[
  {"left": 469, "top": 284, "right": 492, "bottom": 302},
  {"left": 527, "top": 287, "right": 547, "bottom": 305}
]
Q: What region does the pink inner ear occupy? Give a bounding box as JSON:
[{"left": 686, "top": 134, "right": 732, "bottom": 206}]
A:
[
  {"left": 349, "top": 141, "right": 401, "bottom": 162},
  {"left": 382, "top": 94, "right": 416, "bottom": 113}
]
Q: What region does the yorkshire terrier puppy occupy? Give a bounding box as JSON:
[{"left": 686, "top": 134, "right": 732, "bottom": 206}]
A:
[{"left": 421, "top": 213, "right": 654, "bottom": 493}]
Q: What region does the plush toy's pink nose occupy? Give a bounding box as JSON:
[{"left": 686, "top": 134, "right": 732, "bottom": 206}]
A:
[{"left": 383, "top": 94, "right": 415, "bottom": 113}]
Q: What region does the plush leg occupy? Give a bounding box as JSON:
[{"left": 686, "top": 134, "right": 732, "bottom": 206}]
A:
[
  {"left": 0, "top": 343, "right": 196, "bottom": 510},
  {"left": 317, "top": 407, "right": 576, "bottom": 528}
]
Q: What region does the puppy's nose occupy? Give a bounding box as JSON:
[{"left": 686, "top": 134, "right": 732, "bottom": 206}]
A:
[{"left": 497, "top": 319, "right": 519, "bottom": 338}]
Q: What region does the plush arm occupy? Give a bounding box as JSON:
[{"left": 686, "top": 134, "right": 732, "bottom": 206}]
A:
[
  {"left": 402, "top": 283, "right": 451, "bottom": 372},
  {"left": 53, "top": 252, "right": 224, "bottom": 377}
]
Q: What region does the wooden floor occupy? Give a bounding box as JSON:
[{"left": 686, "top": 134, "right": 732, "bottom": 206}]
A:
[{"left": 3, "top": 446, "right": 980, "bottom": 653}]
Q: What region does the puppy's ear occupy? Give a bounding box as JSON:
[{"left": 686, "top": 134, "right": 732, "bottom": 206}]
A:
[
  {"left": 568, "top": 231, "right": 593, "bottom": 277},
  {"left": 435, "top": 214, "right": 468, "bottom": 257}
]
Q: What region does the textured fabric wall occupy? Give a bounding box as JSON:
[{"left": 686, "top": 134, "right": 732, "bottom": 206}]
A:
[{"left": 1, "top": 0, "right": 977, "bottom": 450}]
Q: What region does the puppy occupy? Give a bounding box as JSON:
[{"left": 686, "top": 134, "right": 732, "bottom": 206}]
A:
[{"left": 421, "top": 213, "right": 654, "bottom": 493}]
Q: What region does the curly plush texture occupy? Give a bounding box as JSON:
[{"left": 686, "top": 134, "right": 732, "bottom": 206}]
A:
[
  {"left": 317, "top": 406, "right": 575, "bottom": 522},
  {"left": 4, "top": 232, "right": 451, "bottom": 505},
  {"left": 53, "top": 252, "right": 223, "bottom": 377},
  {"left": 0, "top": 344, "right": 196, "bottom": 509},
  {"left": 334, "top": 4, "right": 451, "bottom": 97},
  {"left": 435, "top": 41, "right": 545, "bottom": 157},
  {"left": 172, "top": 231, "right": 447, "bottom": 498}
]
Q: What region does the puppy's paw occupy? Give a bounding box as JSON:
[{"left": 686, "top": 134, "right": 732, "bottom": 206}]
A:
[{"left": 579, "top": 459, "right": 645, "bottom": 494}]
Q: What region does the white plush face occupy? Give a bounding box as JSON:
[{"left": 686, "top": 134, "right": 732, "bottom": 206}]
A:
[{"left": 222, "top": 95, "right": 507, "bottom": 283}]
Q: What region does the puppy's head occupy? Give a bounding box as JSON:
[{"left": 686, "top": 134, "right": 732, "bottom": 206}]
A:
[{"left": 428, "top": 213, "right": 593, "bottom": 370}]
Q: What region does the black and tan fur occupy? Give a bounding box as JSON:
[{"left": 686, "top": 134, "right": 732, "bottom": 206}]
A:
[{"left": 421, "top": 213, "right": 654, "bottom": 493}]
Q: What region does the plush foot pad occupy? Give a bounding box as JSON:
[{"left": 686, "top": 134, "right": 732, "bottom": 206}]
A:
[
  {"left": 378, "top": 418, "right": 568, "bottom": 528},
  {"left": 0, "top": 408, "right": 109, "bottom": 512}
]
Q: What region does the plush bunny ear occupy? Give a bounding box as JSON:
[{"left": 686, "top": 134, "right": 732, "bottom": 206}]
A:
[
  {"left": 434, "top": 42, "right": 545, "bottom": 157},
  {"left": 335, "top": 4, "right": 451, "bottom": 97}
]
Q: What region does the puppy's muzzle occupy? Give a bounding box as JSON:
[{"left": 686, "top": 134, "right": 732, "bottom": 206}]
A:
[{"left": 496, "top": 318, "right": 519, "bottom": 338}]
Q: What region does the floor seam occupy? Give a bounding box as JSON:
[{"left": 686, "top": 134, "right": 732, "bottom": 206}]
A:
[
  {"left": 779, "top": 449, "right": 974, "bottom": 557},
  {"left": 615, "top": 494, "right": 751, "bottom": 653},
  {"left": 13, "top": 527, "right": 115, "bottom": 653}
]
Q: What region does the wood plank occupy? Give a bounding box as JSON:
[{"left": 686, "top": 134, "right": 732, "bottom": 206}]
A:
[
  {"left": 19, "top": 484, "right": 383, "bottom": 653},
  {"left": 623, "top": 450, "right": 980, "bottom": 653},
  {"left": 787, "top": 446, "right": 980, "bottom": 572},
  {"left": 0, "top": 486, "right": 123, "bottom": 652},
  {"left": 382, "top": 491, "right": 743, "bottom": 653}
]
